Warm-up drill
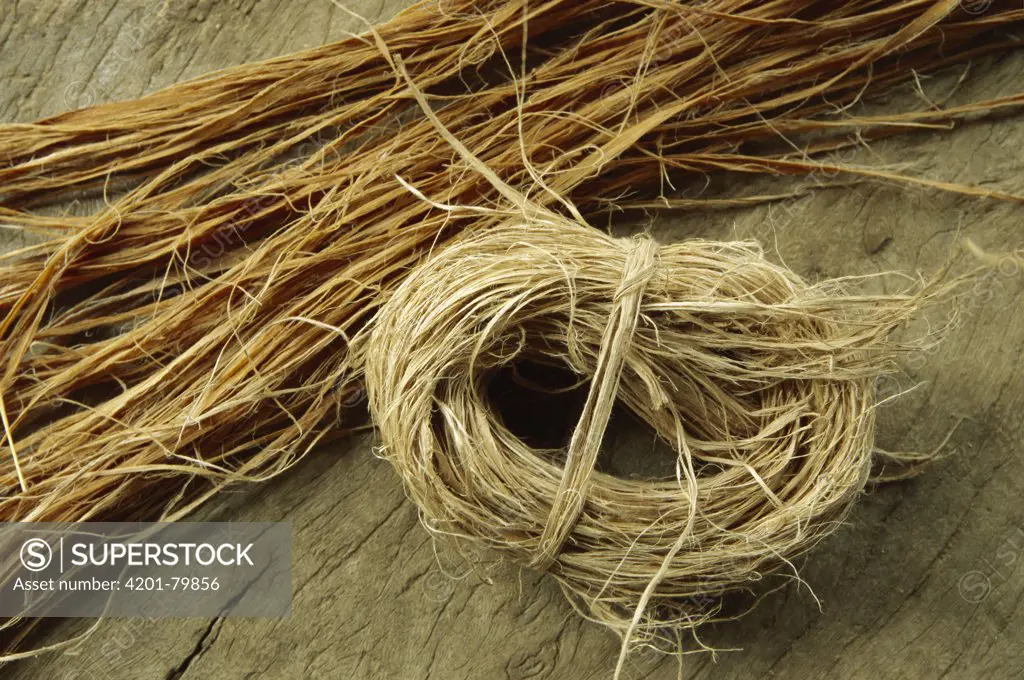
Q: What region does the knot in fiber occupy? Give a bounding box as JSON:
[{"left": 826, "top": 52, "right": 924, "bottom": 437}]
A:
[{"left": 364, "top": 219, "right": 916, "bottom": 643}]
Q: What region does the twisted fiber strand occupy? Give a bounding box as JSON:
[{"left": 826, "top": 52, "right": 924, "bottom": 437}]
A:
[{"left": 532, "top": 238, "right": 659, "bottom": 571}]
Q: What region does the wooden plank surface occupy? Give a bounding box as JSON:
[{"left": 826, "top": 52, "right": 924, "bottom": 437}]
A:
[{"left": 1, "top": 2, "right": 1023, "bottom": 678}]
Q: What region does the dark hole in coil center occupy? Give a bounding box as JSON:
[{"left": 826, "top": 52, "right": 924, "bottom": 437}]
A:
[{"left": 486, "top": 360, "right": 678, "bottom": 480}]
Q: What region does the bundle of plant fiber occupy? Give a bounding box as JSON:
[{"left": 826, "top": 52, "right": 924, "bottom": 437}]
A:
[
  {"left": 1, "top": 0, "right": 1024, "bottom": 661},
  {"left": 365, "top": 213, "right": 947, "bottom": 674},
  {"left": 3, "top": 0, "right": 1022, "bottom": 522}
]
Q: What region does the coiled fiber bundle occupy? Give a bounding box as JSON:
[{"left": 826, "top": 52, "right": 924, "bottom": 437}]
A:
[{"left": 366, "top": 216, "right": 931, "bottom": 660}]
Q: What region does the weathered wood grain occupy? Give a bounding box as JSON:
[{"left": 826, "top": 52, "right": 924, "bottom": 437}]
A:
[{"left": 1, "top": 2, "right": 1022, "bottom": 678}]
